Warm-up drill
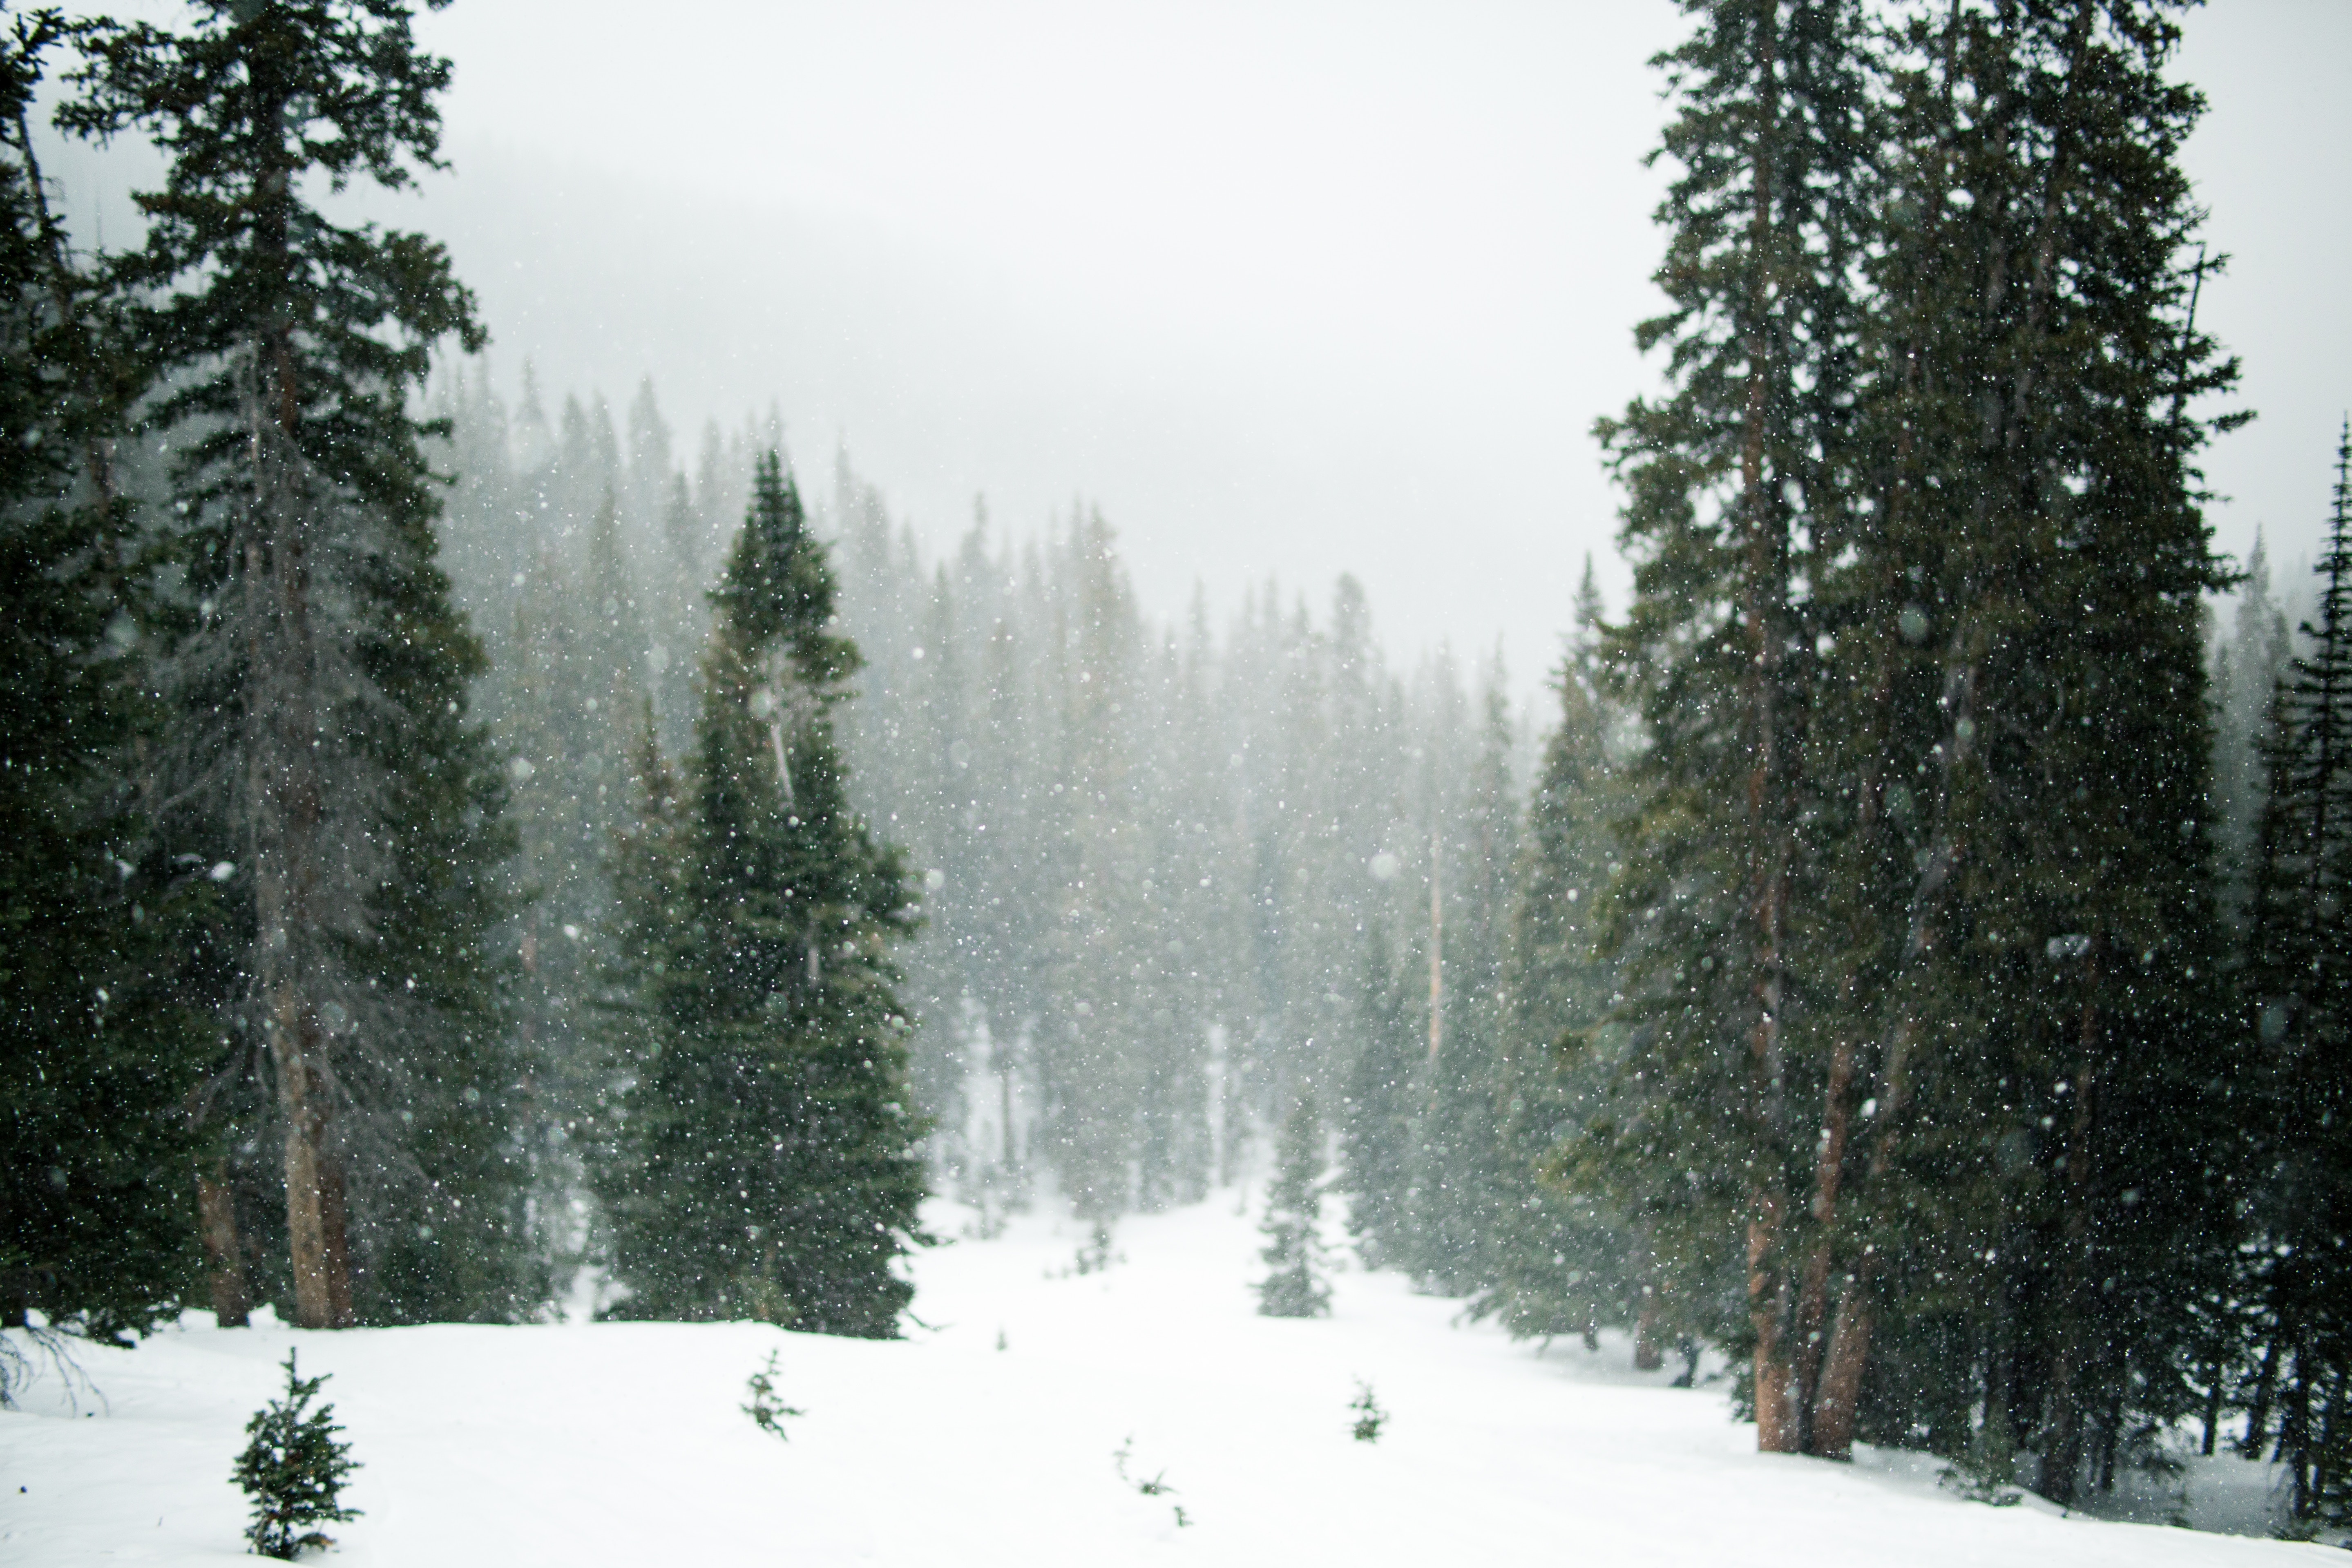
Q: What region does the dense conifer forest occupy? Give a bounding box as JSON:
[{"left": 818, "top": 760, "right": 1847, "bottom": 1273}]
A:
[{"left": 2, "top": 0, "right": 2347, "bottom": 1537}]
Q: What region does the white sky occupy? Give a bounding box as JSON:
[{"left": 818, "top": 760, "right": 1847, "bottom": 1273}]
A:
[{"left": 62, "top": 1, "right": 2352, "bottom": 683}]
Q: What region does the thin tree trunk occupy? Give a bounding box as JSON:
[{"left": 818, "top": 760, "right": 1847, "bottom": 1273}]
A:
[
  {"left": 320, "top": 1155, "right": 354, "bottom": 1328},
  {"left": 2243, "top": 1335, "right": 2280, "bottom": 1459},
  {"left": 1751, "top": 1211, "right": 1797, "bottom": 1450},
  {"left": 2039, "top": 1003, "right": 2102, "bottom": 1506},
  {"left": 195, "top": 1162, "right": 250, "bottom": 1328},
  {"left": 246, "top": 62, "right": 354, "bottom": 1325},
  {"left": 1426, "top": 824, "right": 1443, "bottom": 1070},
  {"left": 1796, "top": 1037, "right": 1856, "bottom": 1451},
  {"left": 1635, "top": 1285, "right": 1666, "bottom": 1371},
  {"left": 1813, "top": 1287, "right": 1873, "bottom": 1459},
  {"left": 250, "top": 465, "right": 346, "bottom": 1330},
  {"left": 1739, "top": 2, "right": 1798, "bottom": 1456},
  {"left": 999, "top": 1057, "right": 1016, "bottom": 1173}
]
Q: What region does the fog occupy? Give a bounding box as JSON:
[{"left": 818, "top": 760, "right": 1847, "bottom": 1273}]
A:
[
  {"left": 45, "top": 2, "right": 2350, "bottom": 672},
  {"left": 388, "top": 0, "right": 2350, "bottom": 675}
]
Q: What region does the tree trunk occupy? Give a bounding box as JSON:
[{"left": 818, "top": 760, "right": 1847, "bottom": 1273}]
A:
[
  {"left": 238, "top": 67, "right": 352, "bottom": 1334},
  {"left": 2243, "top": 1335, "right": 2280, "bottom": 1459},
  {"left": 321, "top": 1153, "right": 355, "bottom": 1328},
  {"left": 271, "top": 993, "right": 337, "bottom": 1330},
  {"left": 1738, "top": 6, "right": 1798, "bottom": 1456},
  {"left": 1812, "top": 1287, "right": 1873, "bottom": 1459},
  {"left": 1634, "top": 1286, "right": 1665, "bottom": 1371},
  {"left": 195, "top": 1163, "right": 250, "bottom": 1328},
  {"left": 1796, "top": 1037, "right": 1857, "bottom": 1451},
  {"left": 2039, "top": 1027, "right": 2101, "bottom": 1506},
  {"left": 1751, "top": 1208, "right": 1798, "bottom": 1451}
]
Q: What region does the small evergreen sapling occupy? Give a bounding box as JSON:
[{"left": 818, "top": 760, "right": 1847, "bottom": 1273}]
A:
[
  {"left": 742, "top": 1350, "right": 804, "bottom": 1441},
  {"left": 1113, "top": 1435, "right": 1189, "bottom": 1526},
  {"left": 1349, "top": 1381, "right": 1386, "bottom": 1442},
  {"left": 233, "top": 1352, "right": 360, "bottom": 1559},
  {"left": 1256, "top": 1094, "right": 1332, "bottom": 1318}
]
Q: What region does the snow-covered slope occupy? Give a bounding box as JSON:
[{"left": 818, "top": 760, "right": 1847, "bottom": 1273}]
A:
[{"left": 0, "top": 1194, "right": 2326, "bottom": 1565}]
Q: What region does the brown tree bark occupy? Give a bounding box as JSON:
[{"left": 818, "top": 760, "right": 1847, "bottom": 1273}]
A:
[
  {"left": 1738, "top": 1, "right": 1799, "bottom": 1457},
  {"left": 1794, "top": 1037, "right": 1856, "bottom": 1452},
  {"left": 321, "top": 1155, "right": 355, "bottom": 1329},
  {"left": 195, "top": 1163, "right": 250, "bottom": 1328},
  {"left": 1750, "top": 1208, "right": 1797, "bottom": 1450},
  {"left": 243, "top": 58, "right": 353, "bottom": 1329},
  {"left": 1811, "top": 1289, "right": 1873, "bottom": 1459}
]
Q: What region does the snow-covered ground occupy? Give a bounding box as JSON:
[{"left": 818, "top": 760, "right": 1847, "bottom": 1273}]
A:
[{"left": 1, "top": 1191, "right": 2331, "bottom": 1565}]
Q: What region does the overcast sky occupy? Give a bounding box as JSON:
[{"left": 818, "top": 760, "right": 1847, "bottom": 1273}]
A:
[{"left": 62, "top": 2, "right": 2352, "bottom": 686}]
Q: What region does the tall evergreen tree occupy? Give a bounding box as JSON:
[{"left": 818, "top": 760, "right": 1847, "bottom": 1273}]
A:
[
  {"left": 66, "top": 0, "right": 530, "bottom": 1329},
  {"left": 1581, "top": 0, "right": 2240, "bottom": 1486},
  {"left": 597, "top": 454, "right": 926, "bottom": 1336},
  {"left": 1402, "top": 675, "right": 1517, "bottom": 1293},
  {"left": 1338, "top": 921, "right": 1417, "bottom": 1269},
  {"left": 1482, "top": 574, "right": 1639, "bottom": 1345},
  {"left": 1802, "top": 0, "right": 2240, "bottom": 1490},
  {"left": 2239, "top": 424, "right": 2352, "bottom": 1526},
  {"left": 1257, "top": 1092, "right": 1332, "bottom": 1318},
  {"left": 1586, "top": 0, "right": 1877, "bottom": 1452},
  {"left": 0, "top": 14, "right": 209, "bottom": 1350}
]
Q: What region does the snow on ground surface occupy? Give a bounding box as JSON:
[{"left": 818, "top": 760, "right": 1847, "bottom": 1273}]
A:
[{"left": 2, "top": 1190, "right": 2334, "bottom": 1565}]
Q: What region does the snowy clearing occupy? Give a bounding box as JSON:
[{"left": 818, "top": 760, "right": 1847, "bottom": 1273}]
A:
[{"left": 1, "top": 1193, "right": 2327, "bottom": 1566}]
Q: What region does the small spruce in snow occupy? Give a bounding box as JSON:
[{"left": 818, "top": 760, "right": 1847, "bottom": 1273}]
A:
[
  {"left": 232, "top": 1351, "right": 360, "bottom": 1560},
  {"left": 742, "top": 1350, "right": 804, "bottom": 1441},
  {"left": 1256, "top": 1093, "right": 1332, "bottom": 1318},
  {"left": 1113, "top": 1435, "right": 1191, "bottom": 1526},
  {"left": 1349, "top": 1381, "right": 1387, "bottom": 1442}
]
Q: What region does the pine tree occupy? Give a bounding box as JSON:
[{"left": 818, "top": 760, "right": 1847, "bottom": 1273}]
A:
[
  {"left": 1586, "top": 0, "right": 1877, "bottom": 1452},
  {"left": 1480, "top": 573, "right": 1639, "bottom": 1344},
  {"left": 65, "top": 0, "right": 530, "bottom": 1328},
  {"left": 0, "top": 15, "right": 209, "bottom": 1349},
  {"left": 1581, "top": 0, "right": 2240, "bottom": 1481},
  {"left": 1402, "top": 676, "right": 1517, "bottom": 1294},
  {"left": 2239, "top": 424, "right": 2352, "bottom": 1526},
  {"left": 597, "top": 453, "right": 927, "bottom": 1336},
  {"left": 1807, "top": 0, "right": 2239, "bottom": 1491},
  {"left": 1338, "top": 922, "right": 1417, "bottom": 1268},
  {"left": 233, "top": 1351, "right": 360, "bottom": 1560},
  {"left": 1257, "top": 1092, "right": 1331, "bottom": 1318}
]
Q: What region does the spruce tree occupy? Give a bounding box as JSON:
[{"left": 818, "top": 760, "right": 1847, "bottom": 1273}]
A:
[
  {"left": 2239, "top": 424, "right": 2352, "bottom": 1526},
  {"left": 1581, "top": 0, "right": 2241, "bottom": 1481},
  {"left": 0, "top": 15, "right": 208, "bottom": 1348},
  {"left": 1807, "top": 0, "right": 2239, "bottom": 1490},
  {"left": 65, "top": 0, "right": 531, "bottom": 1328},
  {"left": 597, "top": 453, "right": 927, "bottom": 1336},
  {"left": 1401, "top": 679, "right": 1517, "bottom": 1294},
  {"left": 1257, "top": 1092, "right": 1332, "bottom": 1318},
  {"left": 1338, "top": 922, "right": 1417, "bottom": 1268},
  {"left": 1480, "top": 578, "right": 1638, "bottom": 1344},
  {"left": 1586, "top": 0, "right": 1877, "bottom": 1452},
  {"left": 233, "top": 1351, "right": 360, "bottom": 1560}
]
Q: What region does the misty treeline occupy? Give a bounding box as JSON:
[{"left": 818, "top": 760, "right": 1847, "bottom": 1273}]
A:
[
  {"left": 427, "top": 353, "right": 1548, "bottom": 1259},
  {"left": 3, "top": 0, "right": 2350, "bottom": 1538}
]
